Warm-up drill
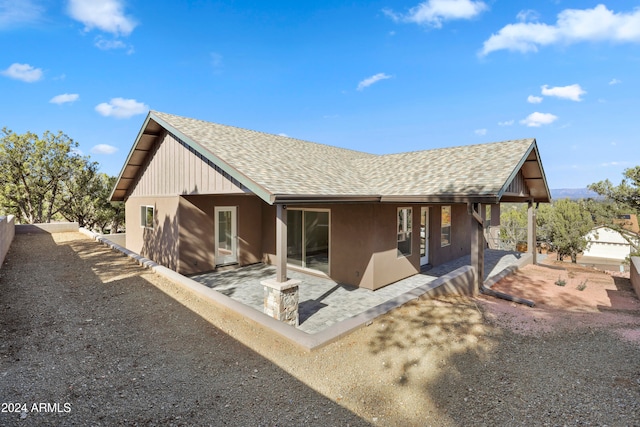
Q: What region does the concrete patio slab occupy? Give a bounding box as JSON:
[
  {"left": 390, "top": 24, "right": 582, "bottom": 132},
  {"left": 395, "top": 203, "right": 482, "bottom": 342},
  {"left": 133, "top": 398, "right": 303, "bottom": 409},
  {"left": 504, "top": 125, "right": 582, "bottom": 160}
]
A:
[{"left": 189, "top": 249, "right": 534, "bottom": 334}]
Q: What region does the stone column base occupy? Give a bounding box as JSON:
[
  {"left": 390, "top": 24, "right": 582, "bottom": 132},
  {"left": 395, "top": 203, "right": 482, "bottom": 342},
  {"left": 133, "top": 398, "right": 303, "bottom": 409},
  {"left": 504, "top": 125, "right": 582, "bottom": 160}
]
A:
[{"left": 261, "top": 278, "right": 300, "bottom": 327}]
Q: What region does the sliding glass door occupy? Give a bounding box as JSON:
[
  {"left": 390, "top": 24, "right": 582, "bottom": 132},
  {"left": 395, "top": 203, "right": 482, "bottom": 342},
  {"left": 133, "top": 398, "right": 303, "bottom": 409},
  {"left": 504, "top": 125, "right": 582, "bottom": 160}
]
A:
[{"left": 287, "top": 209, "right": 329, "bottom": 274}]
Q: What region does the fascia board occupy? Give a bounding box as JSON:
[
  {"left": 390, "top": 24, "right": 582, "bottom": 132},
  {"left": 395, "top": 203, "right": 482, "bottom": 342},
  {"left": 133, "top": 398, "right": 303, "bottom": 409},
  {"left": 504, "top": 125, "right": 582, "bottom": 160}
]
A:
[{"left": 109, "top": 113, "right": 154, "bottom": 202}]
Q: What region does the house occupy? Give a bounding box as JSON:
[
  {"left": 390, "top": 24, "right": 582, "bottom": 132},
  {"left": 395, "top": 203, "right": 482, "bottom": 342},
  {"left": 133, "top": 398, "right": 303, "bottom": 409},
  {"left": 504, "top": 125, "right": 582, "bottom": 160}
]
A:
[{"left": 110, "top": 111, "right": 550, "bottom": 291}]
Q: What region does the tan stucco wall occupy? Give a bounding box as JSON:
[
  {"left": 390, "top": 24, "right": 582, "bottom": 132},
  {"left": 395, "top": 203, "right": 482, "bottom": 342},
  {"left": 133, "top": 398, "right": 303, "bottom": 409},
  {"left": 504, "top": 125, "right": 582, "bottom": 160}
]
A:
[
  {"left": 429, "top": 204, "right": 471, "bottom": 266},
  {"left": 126, "top": 196, "right": 473, "bottom": 290},
  {"left": 178, "top": 194, "right": 263, "bottom": 275},
  {"left": 126, "top": 196, "right": 180, "bottom": 271},
  {"left": 260, "top": 203, "right": 429, "bottom": 290},
  {"left": 368, "top": 204, "right": 421, "bottom": 290}
]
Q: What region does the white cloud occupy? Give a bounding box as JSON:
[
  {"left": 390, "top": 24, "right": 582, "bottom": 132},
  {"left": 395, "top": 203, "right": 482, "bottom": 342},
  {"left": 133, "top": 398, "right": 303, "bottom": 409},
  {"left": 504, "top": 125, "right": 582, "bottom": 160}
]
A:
[
  {"left": 1, "top": 63, "right": 43, "bottom": 82},
  {"left": 609, "top": 78, "right": 621, "bottom": 85},
  {"left": 498, "top": 120, "right": 514, "bottom": 126},
  {"left": 384, "top": 0, "right": 487, "bottom": 28},
  {"left": 520, "top": 112, "right": 558, "bottom": 127},
  {"left": 600, "top": 161, "right": 624, "bottom": 167},
  {"left": 49, "top": 93, "right": 79, "bottom": 104},
  {"left": 95, "top": 98, "right": 148, "bottom": 118},
  {"left": 68, "top": 0, "right": 137, "bottom": 36},
  {"left": 357, "top": 73, "right": 392, "bottom": 91},
  {"left": 527, "top": 95, "right": 543, "bottom": 104},
  {"left": 91, "top": 144, "right": 118, "bottom": 154},
  {"left": 0, "top": 0, "right": 44, "bottom": 28},
  {"left": 516, "top": 9, "right": 539, "bottom": 23},
  {"left": 94, "top": 37, "right": 133, "bottom": 53},
  {"left": 480, "top": 4, "right": 640, "bottom": 56},
  {"left": 277, "top": 133, "right": 289, "bottom": 137},
  {"left": 541, "top": 84, "right": 586, "bottom": 101},
  {"left": 474, "top": 128, "right": 487, "bottom": 136}
]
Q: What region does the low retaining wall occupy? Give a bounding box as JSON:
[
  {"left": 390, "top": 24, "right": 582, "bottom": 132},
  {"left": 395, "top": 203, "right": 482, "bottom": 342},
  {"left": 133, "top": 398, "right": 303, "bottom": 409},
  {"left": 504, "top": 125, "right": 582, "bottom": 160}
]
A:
[
  {"left": 15, "top": 222, "right": 79, "bottom": 234},
  {"left": 99, "top": 233, "right": 125, "bottom": 247},
  {"left": 0, "top": 215, "right": 15, "bottom": 268},
  {"left": 631, "top": 257, "right": 640, "bottom": 299}
]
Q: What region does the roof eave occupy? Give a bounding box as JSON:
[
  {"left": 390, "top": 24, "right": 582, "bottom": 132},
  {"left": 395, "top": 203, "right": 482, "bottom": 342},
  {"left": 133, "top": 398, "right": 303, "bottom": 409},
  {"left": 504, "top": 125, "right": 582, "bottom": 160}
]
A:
[
  {"left": 496, "top": 139, "right": 552, "bottom": 203},
  {"left": 380, "top": 195, "right": 500, "bottom": 204},
  {"left": 271, "top": 194, "right": 382, "bottom": 204},
  {"left": 109, "top": 112, "right": 154, "bottom": 202}
]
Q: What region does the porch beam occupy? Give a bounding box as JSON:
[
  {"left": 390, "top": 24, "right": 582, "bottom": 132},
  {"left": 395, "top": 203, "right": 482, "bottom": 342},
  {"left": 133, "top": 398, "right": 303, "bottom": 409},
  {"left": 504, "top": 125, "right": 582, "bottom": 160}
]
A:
[
  {"left": 528, "top": 200, "right": 538, "bottom": 265},
  {"left": 276, "top": 204, "right": 288, "bottom": 283}
]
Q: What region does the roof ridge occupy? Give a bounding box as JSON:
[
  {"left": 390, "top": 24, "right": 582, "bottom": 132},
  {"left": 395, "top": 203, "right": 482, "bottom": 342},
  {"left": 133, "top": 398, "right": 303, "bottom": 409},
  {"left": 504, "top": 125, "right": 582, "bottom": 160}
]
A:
[
  {"left": 151, "top": 110, "right": 375, "bottom": 158},
  {"left": 374, "top": 138, "right": 535, "bottom": 158}
]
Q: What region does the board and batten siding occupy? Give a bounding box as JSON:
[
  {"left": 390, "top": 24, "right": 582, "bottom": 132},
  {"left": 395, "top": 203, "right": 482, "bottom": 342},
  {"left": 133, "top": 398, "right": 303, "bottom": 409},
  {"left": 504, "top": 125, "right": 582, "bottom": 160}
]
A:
[{"left": 129, "top": 131, "right": 249, "bottom": 197}]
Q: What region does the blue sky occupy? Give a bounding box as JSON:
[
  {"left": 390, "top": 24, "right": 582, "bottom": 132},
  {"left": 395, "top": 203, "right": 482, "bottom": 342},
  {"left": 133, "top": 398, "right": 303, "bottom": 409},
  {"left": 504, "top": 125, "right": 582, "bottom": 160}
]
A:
[{"left": 1, "top": 0, "right": 639, "bottom": 189}]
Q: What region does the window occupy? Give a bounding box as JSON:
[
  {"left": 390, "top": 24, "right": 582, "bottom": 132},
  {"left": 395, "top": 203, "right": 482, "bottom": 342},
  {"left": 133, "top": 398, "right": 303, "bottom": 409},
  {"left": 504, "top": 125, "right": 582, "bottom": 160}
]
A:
[
  {"left": 140, "top": 205, "right": 154, "bottom": 229},
  {"left": 441, "top": 206, "right": 451, "bottom": 247},
  {"left": 397, "top": 207, "right": 412, "bottom": 257}
]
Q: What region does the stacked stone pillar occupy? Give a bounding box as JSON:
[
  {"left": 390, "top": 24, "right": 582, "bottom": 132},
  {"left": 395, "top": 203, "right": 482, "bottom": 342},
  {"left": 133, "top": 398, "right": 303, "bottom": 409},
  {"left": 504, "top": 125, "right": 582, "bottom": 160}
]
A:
[{"left": 261, "top": 278, "right": 300, "bottom": 326}]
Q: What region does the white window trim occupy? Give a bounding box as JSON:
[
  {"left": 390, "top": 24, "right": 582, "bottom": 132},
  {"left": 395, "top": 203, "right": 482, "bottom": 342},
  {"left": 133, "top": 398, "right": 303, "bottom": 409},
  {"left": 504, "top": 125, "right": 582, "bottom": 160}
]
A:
[
  {"left": 140, "top": 205, "right": 154, "bottom": 229},
  {"left": 441, "top": 205, "right": 451, "bottom": 247},
  {"left": 397, "top": 207, "right": 412, "bottom": 257}
]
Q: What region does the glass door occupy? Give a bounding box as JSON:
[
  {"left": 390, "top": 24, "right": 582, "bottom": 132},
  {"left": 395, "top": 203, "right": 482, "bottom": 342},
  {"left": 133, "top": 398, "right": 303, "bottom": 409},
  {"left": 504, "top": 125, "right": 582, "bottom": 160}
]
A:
[
  {"left": 287, "top": 209, "right": 329, "bottom": 274},
  {"left": 215, "top": 206, "right": 237, "bottom": 265}
]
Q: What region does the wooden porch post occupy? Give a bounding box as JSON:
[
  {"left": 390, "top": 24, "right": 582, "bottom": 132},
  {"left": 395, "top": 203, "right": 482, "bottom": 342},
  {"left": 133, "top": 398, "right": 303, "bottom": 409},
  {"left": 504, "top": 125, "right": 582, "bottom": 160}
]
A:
[
  {"left": 469, "top": 202, "right": 484, "bottom": 295},
  {"left": 276, "top": 203, "right": 287, "bottom": 283},
  {"left": 527, "top": 200, "right": 537, "bottom": 265}
]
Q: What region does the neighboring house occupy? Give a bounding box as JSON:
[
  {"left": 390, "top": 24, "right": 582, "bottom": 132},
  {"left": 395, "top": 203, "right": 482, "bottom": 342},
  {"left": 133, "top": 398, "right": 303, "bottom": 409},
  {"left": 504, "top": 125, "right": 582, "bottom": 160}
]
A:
[
  {"left": 583, "top": 224, "right": 639, "bottom": 261},
  {"left": 110, "top": 111, "right": 551, "bottom": 290}
]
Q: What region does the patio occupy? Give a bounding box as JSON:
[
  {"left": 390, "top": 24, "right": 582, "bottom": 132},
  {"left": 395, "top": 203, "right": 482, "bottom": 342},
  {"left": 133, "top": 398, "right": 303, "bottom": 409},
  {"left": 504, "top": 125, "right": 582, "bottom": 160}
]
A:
[{"left": 190, "top": 249, "right": 534, "bottom": 334}]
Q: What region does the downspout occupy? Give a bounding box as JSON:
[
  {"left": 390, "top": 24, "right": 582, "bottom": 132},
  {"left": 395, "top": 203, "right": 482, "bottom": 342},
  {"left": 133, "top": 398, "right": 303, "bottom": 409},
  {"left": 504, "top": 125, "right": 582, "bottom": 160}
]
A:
[{"left": 469, "top": 203, "right": 535, "bottom": 307}]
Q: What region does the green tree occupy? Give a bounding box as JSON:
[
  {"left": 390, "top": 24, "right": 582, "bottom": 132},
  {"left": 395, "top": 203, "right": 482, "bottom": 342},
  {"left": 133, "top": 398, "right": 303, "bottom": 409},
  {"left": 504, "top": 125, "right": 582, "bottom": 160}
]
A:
[
  {"left": 547, "top": 199, "right": 594, "bottom": 262},
  {"left": 589, "top": 166, "right": 640, "bottom": 212},
  {"left": 499, "top": 204, "right": 527, "bottom": 250},
  {"left": 0, "top": 128, "right": 84, "bottom": 223},
  {"left": 58, "top": 160, "right": 103, "bottom": 228},
  {"left": 53, "top": 158, "right": 124, "bottom": 232},
  {"left": 93, "top": 175, "right": 125, "bottom": 234},
  {"left": 1, "top": 128, "right": 123, "bottom": 232},
  {"left": 535, "top": 203, "right": 554, "bottom": 247}
]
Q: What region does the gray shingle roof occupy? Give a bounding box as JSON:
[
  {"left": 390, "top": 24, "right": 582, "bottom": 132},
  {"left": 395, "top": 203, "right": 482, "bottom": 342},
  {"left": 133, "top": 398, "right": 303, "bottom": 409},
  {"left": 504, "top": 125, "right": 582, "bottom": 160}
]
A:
[
  {"left": 113, "top": 110, "right": 549, "bottom": 204},
  {"left": 153, "top": 111, "right": 375, "bottom": 197},
  {"left": 357, "top": 140, "right": 535, "bottom": 197}
]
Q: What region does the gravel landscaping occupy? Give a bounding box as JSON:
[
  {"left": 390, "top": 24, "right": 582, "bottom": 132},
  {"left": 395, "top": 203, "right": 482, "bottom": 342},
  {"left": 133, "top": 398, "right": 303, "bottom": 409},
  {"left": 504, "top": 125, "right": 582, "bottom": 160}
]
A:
[{"left": 1, "top": 232, "right": 640, "bottom": 426}]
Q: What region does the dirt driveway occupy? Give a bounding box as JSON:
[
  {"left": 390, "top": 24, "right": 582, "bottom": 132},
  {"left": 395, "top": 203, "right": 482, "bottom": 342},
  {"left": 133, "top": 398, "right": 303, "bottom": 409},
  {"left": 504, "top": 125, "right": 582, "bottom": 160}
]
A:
[{"left": 1, "top": 232, "right": 640, "bottom": 426}]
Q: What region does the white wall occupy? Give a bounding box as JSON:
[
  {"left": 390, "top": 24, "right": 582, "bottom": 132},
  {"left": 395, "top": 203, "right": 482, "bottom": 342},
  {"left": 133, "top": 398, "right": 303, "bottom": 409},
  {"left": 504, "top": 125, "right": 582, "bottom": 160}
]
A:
[
  {"left": 584, "top": 227, "right": 633, "bottom": 260},
  {"left": 0, "top": 215, "right": 15, "bottom": 268}
]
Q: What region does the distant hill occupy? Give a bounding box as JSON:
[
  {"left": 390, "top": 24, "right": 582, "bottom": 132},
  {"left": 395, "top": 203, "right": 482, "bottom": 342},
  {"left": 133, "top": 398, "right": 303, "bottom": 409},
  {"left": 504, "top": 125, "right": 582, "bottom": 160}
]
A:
[{"left": 551, "top": 188, "right": 603, "bottom": 200}]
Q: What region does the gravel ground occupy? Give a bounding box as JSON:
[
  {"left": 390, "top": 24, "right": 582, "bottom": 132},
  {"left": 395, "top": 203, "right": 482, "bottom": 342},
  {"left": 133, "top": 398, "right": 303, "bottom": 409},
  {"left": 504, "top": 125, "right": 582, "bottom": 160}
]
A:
[{"left": 1, "top": 232, "right": 640, "bottom": 426}]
